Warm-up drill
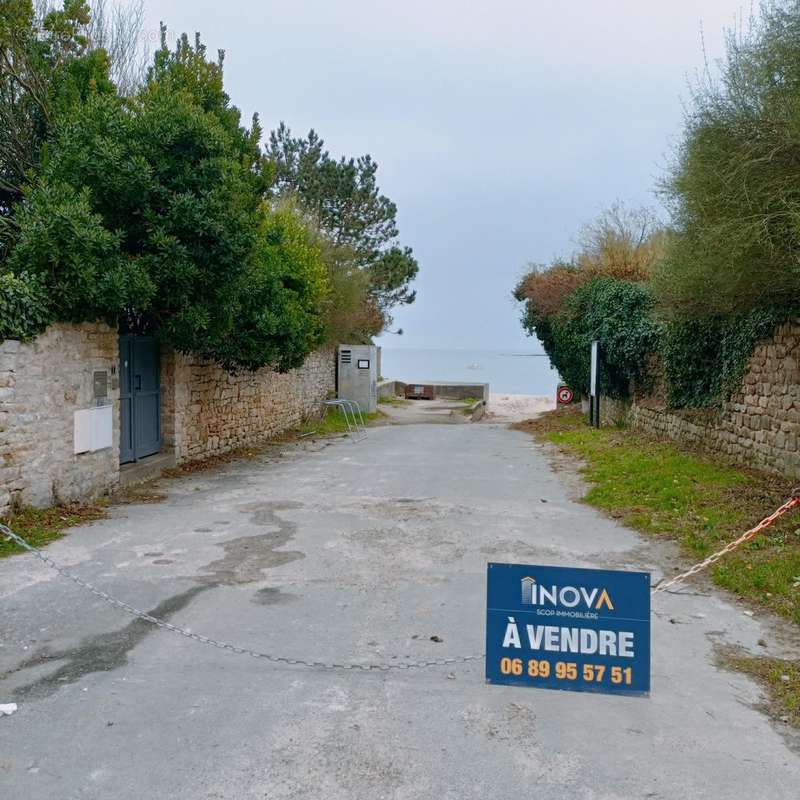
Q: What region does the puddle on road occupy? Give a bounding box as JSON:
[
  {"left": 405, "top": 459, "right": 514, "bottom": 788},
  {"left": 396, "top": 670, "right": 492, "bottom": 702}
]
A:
[
  {"left": 5, "top": 502, "right": 306, "bottom": 698},
  {"left": 197, "top": 501, "right": 305, "bottom": 585},
  {"left": 252, "top": 586, "right": 298, "bottom": 605},
  {"left": 6, "top": 585, "right": 209, "bottom": 700}
]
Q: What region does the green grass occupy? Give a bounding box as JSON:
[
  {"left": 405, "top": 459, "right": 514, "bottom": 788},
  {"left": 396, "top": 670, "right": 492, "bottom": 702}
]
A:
[
  {"left": 515, "top": 407, "right": 800, "bottom": 728},
  {"left": 378, "top": 395, "right": 410, "bottom": 406},
  {"left": 457, "top": 396, "right": 482, "bottom": 415},
  {"left": 295, "top": 409, "right": 382, "bottom": 437},
  {"left": 514, "top": 408, "right": 800, "bottom": 625},
  {"left": 1, "top": 504, "right": 108, "bottom": 559},
  {"left": 721, "top": 652, "right": 800, "bottom": 727}
]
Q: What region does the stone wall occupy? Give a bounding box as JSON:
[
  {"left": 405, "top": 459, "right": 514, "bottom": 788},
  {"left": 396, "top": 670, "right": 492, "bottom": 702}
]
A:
[
  {"left": 0, "top": 323, "right": 120, "bottom": 514},
  {"left": 1, "top": 322, "right": 336, "bottom": 514},
  {"left": 162, "top": 349, "right": 335, "bottom": 463},
  {"left": 602, "top": 320, "right": 800, "bottom": 479}
]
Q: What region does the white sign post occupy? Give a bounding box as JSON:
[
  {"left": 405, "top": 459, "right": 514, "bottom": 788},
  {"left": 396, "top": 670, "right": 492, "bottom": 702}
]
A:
[{"left": 590, "top": 341, "right": 600, "bottom": 428}]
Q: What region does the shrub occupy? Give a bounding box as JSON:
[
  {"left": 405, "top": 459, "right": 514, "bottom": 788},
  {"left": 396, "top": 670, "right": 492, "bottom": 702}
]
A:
[
  {"left": 0, "top": 271, "right": 52, "bottom": 341},
  {"left": 550, "top": 278, "right": 662, "bottom": 398},
  {"left": 655, "top": 1, "right": 800, "bottom": 319},
  {"left": 520, "top": 276, "right": 661, "bottom": 399},
  {"left": 210, "top": 206, "right": 328, "bottom": 372},
  {"left": 515, "top": 204, "right": 665, "bottom": 398},
  {"left": 8, "top": 180, "right": 137, "bottom": 324},
  {"left": 319, "top": 240, "right": 384, "bottom": 344},
  {"left": 7, "top": 34, "right": 327, "bottom": 370},
  {"left": 514, "top": 261, "right": 588, "bottom": 318}
]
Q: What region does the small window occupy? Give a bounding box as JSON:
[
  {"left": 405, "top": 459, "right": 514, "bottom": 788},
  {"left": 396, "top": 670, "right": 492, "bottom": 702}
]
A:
[{"left": 357, "top": 359, "right": 370, "bottom": 369}]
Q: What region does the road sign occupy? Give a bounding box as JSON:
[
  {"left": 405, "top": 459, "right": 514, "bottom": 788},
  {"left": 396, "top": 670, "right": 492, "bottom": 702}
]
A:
[
  {"left": 557, "top": 385, "right": 574, "bottom": 405},
  {"left": 590, "top": 340, "right": 599, "bottom": 397},
  {"left": 485, "top": 563, "right": 650, "bottom": 696}
]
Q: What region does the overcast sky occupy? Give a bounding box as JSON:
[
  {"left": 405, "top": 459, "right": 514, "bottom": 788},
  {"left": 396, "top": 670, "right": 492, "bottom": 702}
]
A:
[{"left": 141, "top": 1, "right": 743, "bottom": 350}]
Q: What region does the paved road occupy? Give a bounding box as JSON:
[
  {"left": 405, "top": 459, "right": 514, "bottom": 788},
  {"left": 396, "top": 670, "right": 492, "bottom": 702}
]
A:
[{"left": 1, "top": 422, "right": 799, "bottom": 798}]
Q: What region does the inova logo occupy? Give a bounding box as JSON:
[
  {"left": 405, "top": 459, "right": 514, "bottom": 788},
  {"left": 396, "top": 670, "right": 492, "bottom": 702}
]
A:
[{"left": 521, "top": 575, "right": 614, "bottom": 611}]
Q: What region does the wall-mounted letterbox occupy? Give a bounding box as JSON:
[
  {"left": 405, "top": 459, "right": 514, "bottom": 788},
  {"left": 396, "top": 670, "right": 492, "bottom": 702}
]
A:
[
  {"left": 74, "top": 405, "right": 113, "bottom": 454},
  {"left": 93, "top": 370, "right": 108, "bottom": 402}
]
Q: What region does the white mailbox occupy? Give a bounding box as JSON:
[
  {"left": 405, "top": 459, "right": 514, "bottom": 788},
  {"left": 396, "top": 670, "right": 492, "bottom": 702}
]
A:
[{"left": 74, "top": 404, "right": 113, "bottom": 454}]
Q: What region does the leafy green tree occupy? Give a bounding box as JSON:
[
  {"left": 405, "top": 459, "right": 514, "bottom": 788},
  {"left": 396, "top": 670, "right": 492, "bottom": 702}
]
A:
[
  {"left": 8, "top": 31, "right": 327, "bottom": 370},
  {"left": 10, "top": 82, "right": 260, "bottom": 350},
  {"left": 317, "top": 239, "right": 383, "bottom": 344},
  {"left": 0, "top": 0, "right": 115, "bottom": 253},
  {"left": 8, "top": 179, "right": 133, "bottom": 321},
  {"left": 212, "top": 205, "right": 328, "bottom": 371},
  {"left": 266, "top": 123, "right": 418, "bottom": 325},
  {"left": 0, "top": 269, "right": 51, "bottom": 339}
]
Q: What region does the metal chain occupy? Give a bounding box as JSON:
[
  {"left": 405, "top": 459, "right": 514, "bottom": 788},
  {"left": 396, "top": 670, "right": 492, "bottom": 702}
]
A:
[
  {"left": 4, "top": 491, "right": 798, "bottom": 667},
  {"left": 651, "top": 493, "right": 800, "bottom": 594},
  {"left": 0, "top": 523, "right": 484, "bottom": 672}
]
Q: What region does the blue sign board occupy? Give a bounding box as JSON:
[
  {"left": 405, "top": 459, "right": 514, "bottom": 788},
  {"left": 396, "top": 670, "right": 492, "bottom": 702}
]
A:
[{"left": 486, "top": 563, "right": 650, "bottom": 696}]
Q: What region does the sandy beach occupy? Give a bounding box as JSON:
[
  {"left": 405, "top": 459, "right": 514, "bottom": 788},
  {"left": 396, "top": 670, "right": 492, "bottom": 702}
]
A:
[{"left": 485, "top": 392, "right": 556, "bottom": 422}]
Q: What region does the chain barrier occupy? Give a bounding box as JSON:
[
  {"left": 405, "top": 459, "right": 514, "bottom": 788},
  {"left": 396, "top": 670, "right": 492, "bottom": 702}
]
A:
[
  {"left": 0, "top": 523, "right": 483, "bottom": 672},
  {"left": 3, "top": 492, "right": 798, "bottom": 670},
  {"left": 651, "top": 491, "right": 800, "bottom": 594}
]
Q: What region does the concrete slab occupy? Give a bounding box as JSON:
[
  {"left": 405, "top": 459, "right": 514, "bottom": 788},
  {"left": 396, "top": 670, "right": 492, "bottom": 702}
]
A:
[
  {"left": 1, "top": 422, "right": 799, "bottom": 799},
  {"left": 377, "top": 398, "right": 474, "bottom": 424}
]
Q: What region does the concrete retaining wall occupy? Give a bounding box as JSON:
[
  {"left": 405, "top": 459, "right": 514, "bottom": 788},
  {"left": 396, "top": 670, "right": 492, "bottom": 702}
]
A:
[{"left": 379, "top": 380, "right": 489, "bottom": 402}]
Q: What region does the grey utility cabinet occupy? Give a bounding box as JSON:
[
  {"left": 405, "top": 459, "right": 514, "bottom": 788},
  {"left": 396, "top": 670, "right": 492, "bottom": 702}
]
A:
[{"left": 337, "top": 344, "right": 378, "bottom": 413}]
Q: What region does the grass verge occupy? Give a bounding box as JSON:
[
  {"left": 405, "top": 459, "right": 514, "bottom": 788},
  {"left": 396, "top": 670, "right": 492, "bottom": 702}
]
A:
[
  {"left": 720, "top": 650, "right": 800, "bottom": 727},
  {"left": 378, "top": 395, "right": 410, "bottom": 406},
  {"left": 457, "top": 397, "right": 483, "bottom": 415},
  {"left": 294, "top": 408, "right": 383, "bottom": 437},
  {"left": 515, "top": 406, "right": 800, "bottom": 727},
  {"left": 513, "top": 407, "right": 800, "bottom": 624},
  {"left": 1, "top": 503, "right": 108, "bottom": 559}
]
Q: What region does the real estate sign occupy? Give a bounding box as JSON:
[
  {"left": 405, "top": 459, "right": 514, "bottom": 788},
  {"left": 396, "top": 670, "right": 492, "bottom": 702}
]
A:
[{"left": 485, "top": 563, "right": 650, "bottom": 696}]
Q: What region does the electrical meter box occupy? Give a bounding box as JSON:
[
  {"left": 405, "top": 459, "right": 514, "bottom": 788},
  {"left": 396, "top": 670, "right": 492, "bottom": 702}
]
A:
[{"left": 337, "top": 344, "right": 378, "bottom": 413}]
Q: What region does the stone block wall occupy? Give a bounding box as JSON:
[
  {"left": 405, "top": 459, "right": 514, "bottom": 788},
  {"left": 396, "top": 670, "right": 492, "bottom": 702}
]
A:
[
  {"left": 1, "top": 325, "right": 336, "bottom": 514},
  {"left": 0, "top": 323, "right": 120, "bottom": 514},
  {"left": 162, "top": 349, "right": 335, "bottom": 463},
  {"left": 602, "top": 320, "right": 800, "bottom": 479}
]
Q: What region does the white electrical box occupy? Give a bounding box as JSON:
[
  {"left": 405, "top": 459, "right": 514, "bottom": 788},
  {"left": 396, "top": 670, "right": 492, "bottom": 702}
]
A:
[
  {"left": 74, "top": 404, "right": 113, "bottom": 454},
  {"left": 337, "top": 344, "right": 378, "bottom": 413}
]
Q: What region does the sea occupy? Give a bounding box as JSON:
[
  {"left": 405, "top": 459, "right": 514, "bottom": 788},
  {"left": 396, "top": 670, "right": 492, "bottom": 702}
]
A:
[{"left": 379, "top": 349, "right": 560, "bottom": 397}]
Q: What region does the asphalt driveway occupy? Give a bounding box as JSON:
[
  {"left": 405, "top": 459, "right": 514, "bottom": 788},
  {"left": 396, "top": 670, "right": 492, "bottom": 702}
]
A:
[{"left": 1, "top": 422, "right": 799, "bottom": 798}]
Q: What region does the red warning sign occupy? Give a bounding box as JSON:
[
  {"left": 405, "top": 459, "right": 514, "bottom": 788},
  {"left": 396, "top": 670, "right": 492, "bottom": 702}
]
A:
[{"left": 557, "top": 386, "right": 574, "bottom": 405}]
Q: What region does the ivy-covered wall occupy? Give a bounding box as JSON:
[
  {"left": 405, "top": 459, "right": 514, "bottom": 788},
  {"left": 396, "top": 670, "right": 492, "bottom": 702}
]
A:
[{"left": 602, "top": 320, "right": 800, "bottom": 479}]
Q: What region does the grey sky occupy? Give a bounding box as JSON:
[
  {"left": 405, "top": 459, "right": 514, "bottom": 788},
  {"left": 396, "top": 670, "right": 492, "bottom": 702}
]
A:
[{"left": 142, "top": 1, "right": 742, "bottom": 350}]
